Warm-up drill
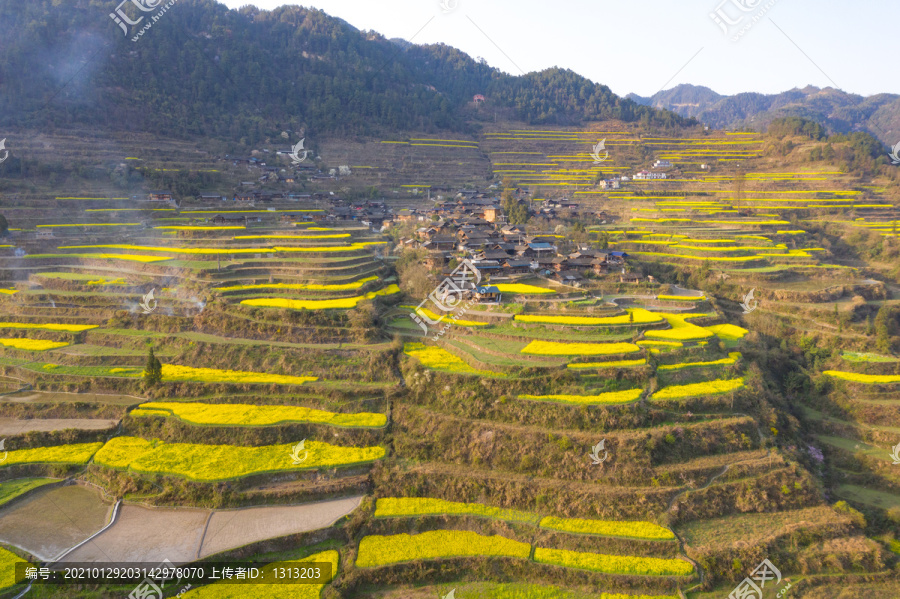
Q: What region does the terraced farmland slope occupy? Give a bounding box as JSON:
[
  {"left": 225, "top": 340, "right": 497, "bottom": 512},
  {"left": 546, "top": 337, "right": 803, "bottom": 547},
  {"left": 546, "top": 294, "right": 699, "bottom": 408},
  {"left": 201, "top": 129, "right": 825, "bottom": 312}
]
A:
[{"left": 0, "top": 118, "right": 899, "bottom": 598}]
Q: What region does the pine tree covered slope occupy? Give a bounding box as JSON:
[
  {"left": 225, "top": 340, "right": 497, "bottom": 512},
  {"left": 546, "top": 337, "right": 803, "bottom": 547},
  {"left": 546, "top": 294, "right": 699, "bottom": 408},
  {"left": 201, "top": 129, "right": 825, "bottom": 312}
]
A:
[{"left": 0, "top": 0, "right": 689, "bottom": 142}]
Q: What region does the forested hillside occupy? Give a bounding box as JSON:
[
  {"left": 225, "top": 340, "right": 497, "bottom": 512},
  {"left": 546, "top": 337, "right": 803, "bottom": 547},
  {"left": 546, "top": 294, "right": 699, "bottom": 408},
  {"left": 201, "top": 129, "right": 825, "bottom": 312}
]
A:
[{"left": 0, "top": 0, "right": 689, "bottom": 142}]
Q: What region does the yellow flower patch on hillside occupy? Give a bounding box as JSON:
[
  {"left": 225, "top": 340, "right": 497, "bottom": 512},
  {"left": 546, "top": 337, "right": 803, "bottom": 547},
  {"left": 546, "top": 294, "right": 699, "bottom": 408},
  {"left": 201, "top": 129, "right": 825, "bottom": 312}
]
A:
[
  {"left": 657, "top": 295, "right": 706, "bottom": 301},
  {"left": 404, "top": 343, "right": 498, "bottom": 376},
  {"left": 823, "top": 371, "right": 900, "bottom": 384},
  {"left": 657, "top": 353, "right": 741, "bottom": 371},
  {"left": 514, "top": 309, "right": 662, "bottom": 325},
  {"left": 240, "top": 285, "right": 399, "bottom": 310},
  {"left": 567, "top": 359, "right": 647, "bottom": 369},
  {"left": 374, "top": 497, "right": 540, "bottom": 525},
  {"left": 534, "top": 547, "right": 693, "bottom": 576},
  {"left": 0, "top": 547, "right": 27, "bottom": 591},
  {"left": 1, "top": 442, "right": 103, "bottom": 468},
  {"left": 539, "top": 516, "right": 675, "bottom": 541},
  {"left": 492, "top": 284, "right": 556, "bottom": 294},
  {"left": 356, "top": 531, "right": 530, "bottom": 568},
  {"left": 160, "top": 364, "right": 317, "bottom": 385},
  {"left": 217, "top": 276, "right": 377, "bottom": 292},
  {"left": 135, "top": 401, "right": 386, "bottom": 428},
  {"left": 156, "top": 226, "right": 246, "bottom": 231},
  {"left": 651, "top": 378, "right": 745, "bottom": 400},
  {"left": 0, "top": 322, "right": 98, "bottom": 332},
  {"left": 521, "top": 340, "right": 640, "bottom": 356},
  {"left": 705, "top": 324, "right": 748, "bottom": 340},
  {"left": 637, "top": 340, "right": 683, "bottom": 348},
  {"left": 234, "top": 234, "right": 351, "bottom": 240},
  {"left": 0, "top": 339, "right": 69, "bottom": 351},
  {"left": 408, "top": 306, "right": 488, "bottom": 327},
  {"left": 59, "top": 242, "right": 386, "bottom": 255},
  {"left": 644, "top": 313, "right": 713, "bottom": 341},
  {"left": 519, "top": 388, "right": 643, "bottom": 406},
  {"left": 93, "top": 437, "right": 384, "bottom": 481}
]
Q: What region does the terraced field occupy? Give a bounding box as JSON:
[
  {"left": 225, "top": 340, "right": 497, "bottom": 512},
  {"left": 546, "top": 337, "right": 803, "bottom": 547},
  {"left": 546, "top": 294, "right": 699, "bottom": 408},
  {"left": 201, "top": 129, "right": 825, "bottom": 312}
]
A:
[{"left": 0, "top": 120, "right": 898, "bottom": 599}]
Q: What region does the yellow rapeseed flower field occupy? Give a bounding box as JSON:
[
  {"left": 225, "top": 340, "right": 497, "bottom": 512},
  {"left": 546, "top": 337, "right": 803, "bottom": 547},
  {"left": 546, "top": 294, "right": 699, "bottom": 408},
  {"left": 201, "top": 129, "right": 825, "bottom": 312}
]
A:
[
  {"left": 823, "top": 371, "right": 900, "bottom": 384},
  {"left": 160, "top": 364, "right": 317, "bottom": 386},
  {"left": 656, "top": 295, "right": 706, "bottom": 301},
  {"left": 0, "top": 547, "right": 27, "bottom": 591},
  {"left": 514, "top": 309, "right": 662, "bottom": 325},
  {"left": 404, "top": 343, "right": 499, "bottom": 376},
  {"left": 234, "top": 234, "right": 351, "bottom": 240},
  {"left": 479, "top": 589, "right": 676, "bottom": 599},
  {"left": 2, "top": 442, "right": 103, "bottom": 467},
  {"left": 97, "top": 254, "right": 173, "bottom": 263},
  {"left": 645, "top": 313, "right": 714, "bottom": 341},
  {"left": 93, "top": 437, "right": 385, "bottom": 481},
  {"left": 59, "top": 242, "right": 386, "bottom": 255},
  {"left": 651, "top": 378, "right": 745, "bottom": 400},
  {"left": 521, "top": 340, "right": 640, "bottom": 356},
  {"left": 240, "top": 285, "right": 399, "bottom": 310},
  {"left": 155, "top": 226, "right": 246, "bottom": 231},
  {"left": 657, "top": 353, "right": 741, "bottom": 370},
  {"left": 492, "top": 284, "right": 556, "bottom": 294},
  {"left": 567, "top": 359, "right": 647, "bottom": 369},
  {"left": 0, "top": 338, "right": 69, "bottom": 351},
  {"left": 637, "top": 340, "right": 683, "bottom": 347},
  {"left": 217, "top": 276, "right": 377, "bottom": 292},
  {"left": 374, "top": 497, "right": 540, "bottom": 525},
  {"left": 539, "top": 516, "right": 675, "bottom": 541},
  {"left": 408, "top": 306, "right": 488, "bottom": 327},
  {"left": 519, "top": 388, "right": 643, "bottom": 406},
  {"left": 534, "top": 547, "right": 693, "bottom": 576},
  {"left": 0, "top": 289, "right": 17, "bottom": 295},
  {"left": 134, "top": 401, "right": 386, "bottom": 428},
  {"left": 355, "top": 531, "right": 531, "bottom": 568},
  {"left": 705, "top": 324, "right": 749, "bottom": 339},
  {"left": 0, "top": 322, "right": 98, "bottom": 332}
]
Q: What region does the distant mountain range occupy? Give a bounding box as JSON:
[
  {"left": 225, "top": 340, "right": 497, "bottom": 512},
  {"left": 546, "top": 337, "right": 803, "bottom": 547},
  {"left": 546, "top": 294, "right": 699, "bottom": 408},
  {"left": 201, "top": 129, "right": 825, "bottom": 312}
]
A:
[{"left": 627, "top": 84, "right": 900, "bottom": 145}]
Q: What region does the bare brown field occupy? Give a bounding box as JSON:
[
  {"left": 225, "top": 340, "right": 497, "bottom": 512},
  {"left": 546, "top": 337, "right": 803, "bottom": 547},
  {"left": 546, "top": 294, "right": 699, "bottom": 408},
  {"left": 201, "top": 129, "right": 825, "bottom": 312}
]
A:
[
  {"left": 2, "top": 391, "right": 145, "bottom": 406},
  {"left": 61, "top": 495, "right": 363, "bottom": 563},
  {"left": 0, "top": 417, "right": 118, "bottom": 435},
  {"left": 0, "top": 484, "right": 114, "bottom": 560}
]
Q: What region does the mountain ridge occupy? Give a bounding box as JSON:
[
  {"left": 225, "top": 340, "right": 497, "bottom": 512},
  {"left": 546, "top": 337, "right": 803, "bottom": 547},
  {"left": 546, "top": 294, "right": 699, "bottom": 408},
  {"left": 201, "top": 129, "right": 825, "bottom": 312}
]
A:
[
  {"left": 0, "top": 0, "right": 691, "bottom": 144},
  {"left": 627, "top": 83, "right": 900, "bottom": 144}
]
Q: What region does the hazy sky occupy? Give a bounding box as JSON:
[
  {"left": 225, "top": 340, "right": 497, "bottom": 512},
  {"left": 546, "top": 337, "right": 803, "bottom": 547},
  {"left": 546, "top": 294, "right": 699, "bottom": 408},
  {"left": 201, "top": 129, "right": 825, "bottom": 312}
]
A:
[{"left": 217, "top": 0, "right": 897, "bottom": 99}]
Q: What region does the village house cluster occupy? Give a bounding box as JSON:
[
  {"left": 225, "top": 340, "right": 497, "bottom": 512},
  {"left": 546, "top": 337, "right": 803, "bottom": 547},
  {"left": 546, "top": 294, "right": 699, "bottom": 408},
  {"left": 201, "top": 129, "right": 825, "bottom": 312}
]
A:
[{"left": 398, "top": 189, "right": 630, "bottom": 287}]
